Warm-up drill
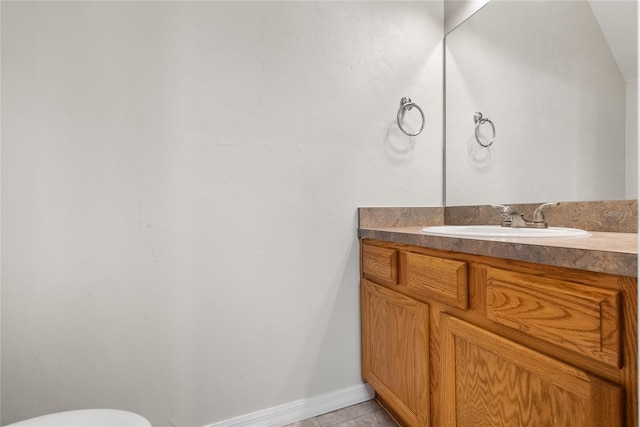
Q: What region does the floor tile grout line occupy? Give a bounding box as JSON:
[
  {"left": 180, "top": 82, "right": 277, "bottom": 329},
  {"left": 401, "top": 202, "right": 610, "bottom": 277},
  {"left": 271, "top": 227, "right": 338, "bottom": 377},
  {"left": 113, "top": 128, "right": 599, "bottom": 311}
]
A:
[{"left": 284, "top": 398, "right": 398, "bottom": 427}]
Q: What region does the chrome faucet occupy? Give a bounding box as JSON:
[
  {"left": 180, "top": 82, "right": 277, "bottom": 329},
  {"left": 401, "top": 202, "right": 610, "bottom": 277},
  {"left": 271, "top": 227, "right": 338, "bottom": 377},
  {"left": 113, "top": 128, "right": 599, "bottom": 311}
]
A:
[{"left": 492, "top": 203, "right": 558, "bottom": 228}]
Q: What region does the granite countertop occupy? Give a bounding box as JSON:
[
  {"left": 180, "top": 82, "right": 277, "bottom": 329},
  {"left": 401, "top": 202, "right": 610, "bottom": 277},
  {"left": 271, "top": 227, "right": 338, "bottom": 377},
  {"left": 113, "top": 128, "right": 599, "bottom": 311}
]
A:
[
  {"left": 359, "top": 226, "right": 637, "bottom": 277},
  {"left": 358, "top": 201, "right": 638, "bottom": 277}
]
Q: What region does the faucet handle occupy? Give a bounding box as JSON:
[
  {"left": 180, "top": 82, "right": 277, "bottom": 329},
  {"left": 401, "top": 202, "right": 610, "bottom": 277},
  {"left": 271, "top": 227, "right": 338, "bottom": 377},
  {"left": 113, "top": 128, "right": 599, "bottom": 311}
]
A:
[
  {"left": 491, "top": 204, "right": 514, "bottom": 213},
  {"left": 532, "top": 202, "right": 559, "bottom": 223},
  {"left": 491, "top": 204, "right": 520, "bottom": 226},
  {"left": 491, "top": 204, "right": 519, "bottom": 217}
]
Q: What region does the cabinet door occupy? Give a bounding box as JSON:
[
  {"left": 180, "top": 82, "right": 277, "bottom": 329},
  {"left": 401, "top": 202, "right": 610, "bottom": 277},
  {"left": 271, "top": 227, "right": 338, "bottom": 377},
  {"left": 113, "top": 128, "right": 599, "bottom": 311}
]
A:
[
  {"left": 361, "top": 279, "right": 429, "bottom": 426},
  {"left": 441, "top": 315, "right": 622, "bottom": 427}
]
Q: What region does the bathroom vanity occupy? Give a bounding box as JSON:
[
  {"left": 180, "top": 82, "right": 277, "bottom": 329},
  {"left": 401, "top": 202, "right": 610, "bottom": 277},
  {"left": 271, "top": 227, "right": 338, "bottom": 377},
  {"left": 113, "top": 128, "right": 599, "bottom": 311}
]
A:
[{"left": 358, "top": 205, "right": 637, "bottom": 427}]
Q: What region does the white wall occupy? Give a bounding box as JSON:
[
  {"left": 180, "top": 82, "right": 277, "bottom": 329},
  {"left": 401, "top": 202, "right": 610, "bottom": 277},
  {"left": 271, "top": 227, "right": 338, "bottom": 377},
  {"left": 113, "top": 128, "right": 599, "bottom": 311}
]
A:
[
  {"left": 1, "top": 2, "right": 443, "bottom": 426},
  {"left": 589, "top": 0, "right": 637, "bottom": 83},
  {"left": 626, "top": 79, "right": 638, "bottom": 199},
  {"left": 0, "top": 2, "right": 3, "bottom": 422},
  {"left": 589, "top": 0, "right": 638, "bottom": 200},
  {"left": 445, "top": 1, "right": 627, "bottom": 206}
]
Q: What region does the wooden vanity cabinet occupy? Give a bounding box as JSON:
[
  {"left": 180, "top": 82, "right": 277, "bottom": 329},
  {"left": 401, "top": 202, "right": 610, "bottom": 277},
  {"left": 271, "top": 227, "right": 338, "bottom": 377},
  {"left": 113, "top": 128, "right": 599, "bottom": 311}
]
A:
[{"left": 360, "top": 239, "right": 637, "bottom": 427}]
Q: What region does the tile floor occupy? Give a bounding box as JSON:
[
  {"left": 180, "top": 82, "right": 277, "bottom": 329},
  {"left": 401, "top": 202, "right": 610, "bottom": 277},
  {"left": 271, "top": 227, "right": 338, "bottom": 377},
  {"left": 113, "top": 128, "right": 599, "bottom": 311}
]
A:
[{"left": 283, "top": 399, "right": 398, "bottom": 427}]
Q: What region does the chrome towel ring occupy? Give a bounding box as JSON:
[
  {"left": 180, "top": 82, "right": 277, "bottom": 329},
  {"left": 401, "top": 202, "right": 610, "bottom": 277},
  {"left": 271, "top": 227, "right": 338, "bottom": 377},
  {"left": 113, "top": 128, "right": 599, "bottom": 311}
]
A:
[
  {"left": 473, "top": 112, "right": 495, "bottom": 147},
  {"left": 397, "top": 96, "right": 425, "bottom": 137}
]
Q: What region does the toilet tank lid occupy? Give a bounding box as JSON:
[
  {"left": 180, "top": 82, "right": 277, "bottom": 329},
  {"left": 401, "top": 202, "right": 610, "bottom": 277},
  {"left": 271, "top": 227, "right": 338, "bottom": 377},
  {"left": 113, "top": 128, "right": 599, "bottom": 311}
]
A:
[{"left": 4, "top": 409, "right": 151, "bottom": 427}]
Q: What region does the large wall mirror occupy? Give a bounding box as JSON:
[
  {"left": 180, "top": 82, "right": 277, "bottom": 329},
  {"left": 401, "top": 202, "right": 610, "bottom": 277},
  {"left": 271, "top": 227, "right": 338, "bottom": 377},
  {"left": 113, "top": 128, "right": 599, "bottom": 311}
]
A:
[{"left": 444, "top": 0, "right": 637, "bottom": 206}]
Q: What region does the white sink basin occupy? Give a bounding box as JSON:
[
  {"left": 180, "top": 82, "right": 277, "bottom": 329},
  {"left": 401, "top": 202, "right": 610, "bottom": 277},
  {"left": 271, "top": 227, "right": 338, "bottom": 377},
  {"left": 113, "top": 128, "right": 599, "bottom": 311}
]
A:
[{"left": 420, "top": 225, "right": 591, "bottom": 238}]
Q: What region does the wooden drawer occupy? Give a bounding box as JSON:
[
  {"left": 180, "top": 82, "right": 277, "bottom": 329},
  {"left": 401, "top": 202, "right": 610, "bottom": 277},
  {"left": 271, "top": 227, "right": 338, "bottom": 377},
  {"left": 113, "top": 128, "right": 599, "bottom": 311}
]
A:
[
  {"left": 483, "top": 267, "right": 621, "bottom": 368},
  {"left": 362, "top": 244, "right": 398, "bottom": 285},
  {"left": 403, "top": 252, "right": 468, "bottom": 309}
]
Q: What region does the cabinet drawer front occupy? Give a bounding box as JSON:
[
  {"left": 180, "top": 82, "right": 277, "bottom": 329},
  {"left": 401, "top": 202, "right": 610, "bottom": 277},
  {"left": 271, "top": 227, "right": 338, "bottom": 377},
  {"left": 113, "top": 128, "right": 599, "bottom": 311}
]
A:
[
  {"left": 404, "top": 252, "right": 468, "bottom": 309},
  {"left": 362, "top": 244, "right": 398, "bottom": 285},
  {"left": 485, "top": 268, "right": 621, "bottom": 368}
]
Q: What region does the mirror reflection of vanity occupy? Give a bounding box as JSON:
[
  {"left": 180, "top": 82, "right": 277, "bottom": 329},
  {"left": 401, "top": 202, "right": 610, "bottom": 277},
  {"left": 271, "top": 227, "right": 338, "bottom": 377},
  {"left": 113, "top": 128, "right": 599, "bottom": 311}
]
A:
[{"left": 444, "top": 0, "right": 637, "bottom": 206}]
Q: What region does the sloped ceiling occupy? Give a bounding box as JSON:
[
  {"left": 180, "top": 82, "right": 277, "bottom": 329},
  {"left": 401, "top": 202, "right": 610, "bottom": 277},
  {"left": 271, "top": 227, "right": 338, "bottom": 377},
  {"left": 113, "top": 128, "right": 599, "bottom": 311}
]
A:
[{"left": 589, "top": 0, "right": 637, "bottom": 82}]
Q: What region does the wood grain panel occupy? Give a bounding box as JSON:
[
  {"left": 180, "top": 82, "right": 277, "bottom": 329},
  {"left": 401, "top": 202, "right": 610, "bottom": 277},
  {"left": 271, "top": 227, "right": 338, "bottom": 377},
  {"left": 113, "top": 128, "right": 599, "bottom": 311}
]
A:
[
  {"left": 360, "top": 240, "right": 636, "bottom": 427},
  {"left": 361, "top": 279, "right": 429, "bottom": 426},
  {"left": 619, "top": 276, "right": 638, "bottom": 427},
  {"left": 441, "top": 315, "right": 622, "bottom": 427},
  {"left": 362, "top": 244, "right": 398, "bottom": 285},
  {"left": 485, "top": 267, "right": 621, "bottom": 367},
  {"left": 404, "top": 252, "right": 468, "bottom": 309}
]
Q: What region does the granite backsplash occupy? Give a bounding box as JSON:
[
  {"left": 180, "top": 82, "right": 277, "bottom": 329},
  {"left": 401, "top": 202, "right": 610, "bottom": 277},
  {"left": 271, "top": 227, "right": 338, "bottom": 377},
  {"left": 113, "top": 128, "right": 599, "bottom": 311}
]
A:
[{"left": 359, "top": 200, "right": 637, "bottom": 233}]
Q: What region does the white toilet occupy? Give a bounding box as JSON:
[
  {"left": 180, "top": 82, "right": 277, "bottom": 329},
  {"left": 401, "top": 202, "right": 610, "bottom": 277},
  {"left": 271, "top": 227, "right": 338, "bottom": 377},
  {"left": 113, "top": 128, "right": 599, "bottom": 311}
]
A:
[{"left": 4, "top": 409, "right": 151, "bottom": 427}]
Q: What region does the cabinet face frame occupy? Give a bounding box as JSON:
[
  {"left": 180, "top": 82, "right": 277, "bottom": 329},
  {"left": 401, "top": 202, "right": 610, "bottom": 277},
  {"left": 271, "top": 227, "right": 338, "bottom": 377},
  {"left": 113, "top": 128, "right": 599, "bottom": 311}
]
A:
[{"left": 441, "top": 314, "right": 623, "bottom": 427}]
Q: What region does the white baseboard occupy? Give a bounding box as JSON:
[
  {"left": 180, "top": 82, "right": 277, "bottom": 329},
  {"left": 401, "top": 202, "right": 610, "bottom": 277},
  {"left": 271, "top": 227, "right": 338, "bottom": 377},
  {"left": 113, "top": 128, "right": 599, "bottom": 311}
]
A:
[{"left": 206, "top": 383, "right": 375, "bottom": 427}]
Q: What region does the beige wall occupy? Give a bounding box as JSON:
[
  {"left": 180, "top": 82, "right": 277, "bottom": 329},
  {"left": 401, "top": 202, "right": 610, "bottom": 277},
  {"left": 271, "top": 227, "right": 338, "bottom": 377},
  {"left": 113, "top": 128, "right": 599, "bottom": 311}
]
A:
[{"left": 1, "top": 2, "right": 443, "bottom": 426}]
